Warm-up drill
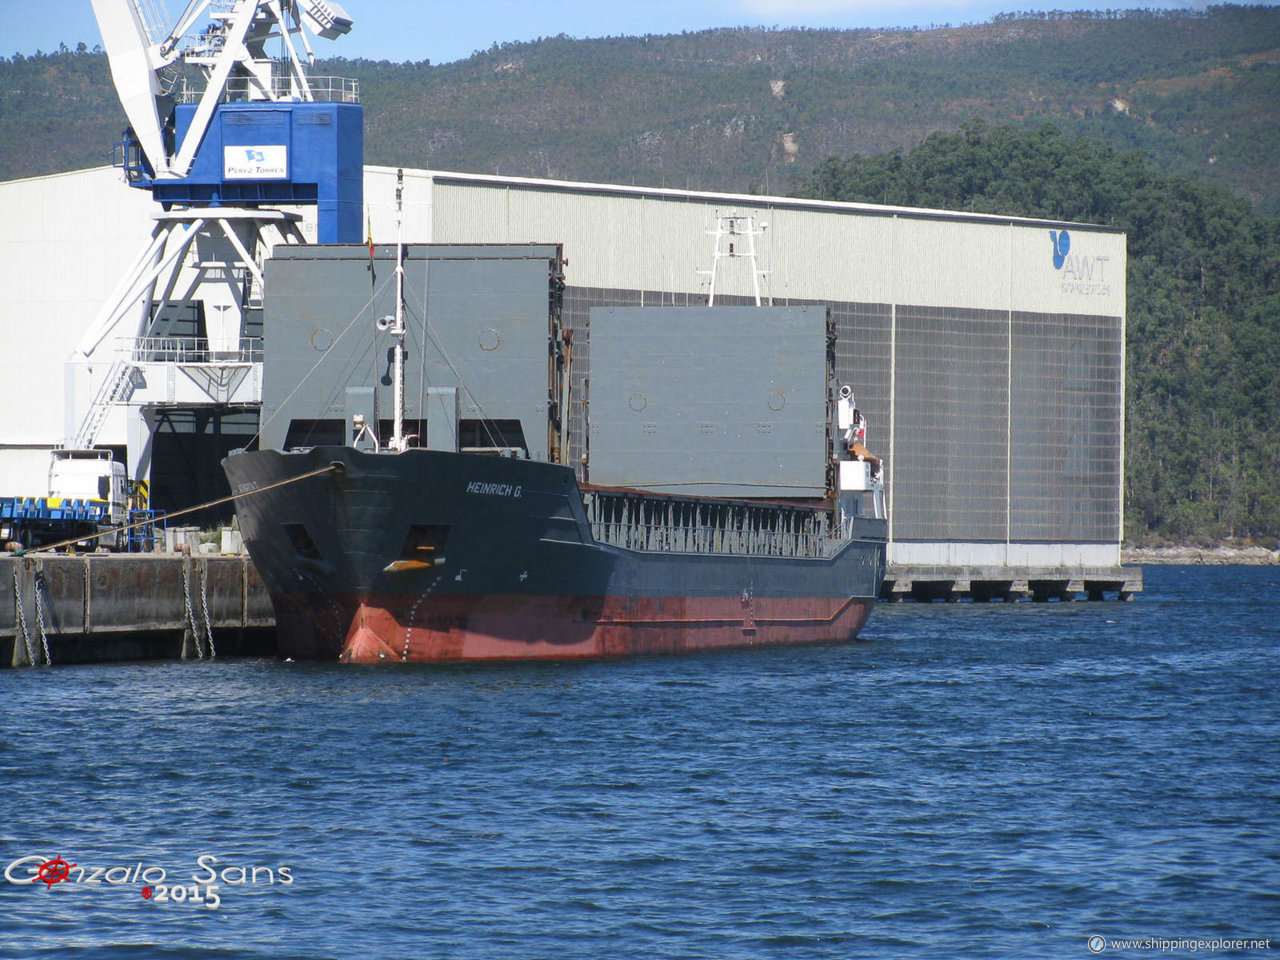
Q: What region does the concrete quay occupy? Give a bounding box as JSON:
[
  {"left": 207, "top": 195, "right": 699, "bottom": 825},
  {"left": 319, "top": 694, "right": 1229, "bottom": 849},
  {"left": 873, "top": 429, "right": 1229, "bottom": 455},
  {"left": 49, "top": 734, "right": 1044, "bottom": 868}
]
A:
[
  {"left": 2, "top": 553, "right": 275, "bottom": 667},
  {"left": 881, "top": 564, "right": 1143, "bottom": 602}
]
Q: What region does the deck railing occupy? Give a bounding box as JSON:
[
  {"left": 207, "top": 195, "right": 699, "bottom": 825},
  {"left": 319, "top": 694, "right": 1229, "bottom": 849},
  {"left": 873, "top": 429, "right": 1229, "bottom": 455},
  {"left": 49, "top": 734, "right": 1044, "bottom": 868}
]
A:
[
  {"left": 119, "top": 337, "right": 264, "bottom": 364},
  {"left": 584, "top": 490, "right": 846, "bottom": 559},
  {"left": 176, "top": 76, "right": 360, "bottom": 104}
]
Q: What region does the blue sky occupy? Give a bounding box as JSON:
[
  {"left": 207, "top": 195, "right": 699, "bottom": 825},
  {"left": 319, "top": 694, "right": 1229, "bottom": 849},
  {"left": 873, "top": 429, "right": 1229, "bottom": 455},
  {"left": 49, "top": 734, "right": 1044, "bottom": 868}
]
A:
[{"left": 1, "top": 0, "right": 1242, "bottom": 65}]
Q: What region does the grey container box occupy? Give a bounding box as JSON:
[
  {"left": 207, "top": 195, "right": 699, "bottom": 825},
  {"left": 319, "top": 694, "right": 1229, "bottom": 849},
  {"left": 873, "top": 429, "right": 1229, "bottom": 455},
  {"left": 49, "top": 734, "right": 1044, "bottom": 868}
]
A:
[
  {"left": 260, "top": 244, "right": 563, "bottom": 458},
  {"left": 586, "top": 306, "right": 830, "bottom": 498}
]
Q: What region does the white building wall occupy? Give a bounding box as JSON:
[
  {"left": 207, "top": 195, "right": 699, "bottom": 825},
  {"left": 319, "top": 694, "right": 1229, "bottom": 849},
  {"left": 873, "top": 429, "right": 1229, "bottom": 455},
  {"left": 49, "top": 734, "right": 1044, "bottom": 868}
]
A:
[
  {"left": 0, "top": 166, "right": 321, "bottom": 495},
  {"left": 890, "top": 541, "right": 1121, "bottom": 569},
  {"left": 0, "top": 168, "right": 154, "bottom": 493},
  {"left": 406, "top": 171, "right": 1125, "bottom": 319}
]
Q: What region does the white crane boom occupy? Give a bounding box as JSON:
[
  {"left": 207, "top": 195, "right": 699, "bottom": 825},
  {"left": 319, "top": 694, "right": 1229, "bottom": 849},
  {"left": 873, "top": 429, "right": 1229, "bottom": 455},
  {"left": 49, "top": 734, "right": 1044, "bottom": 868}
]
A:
[
  {"left": 90, "top": 0, "right": 173, "bottom": 177},
  {"left": 170, "top": 0, "right": 263, "bottom": 177}
]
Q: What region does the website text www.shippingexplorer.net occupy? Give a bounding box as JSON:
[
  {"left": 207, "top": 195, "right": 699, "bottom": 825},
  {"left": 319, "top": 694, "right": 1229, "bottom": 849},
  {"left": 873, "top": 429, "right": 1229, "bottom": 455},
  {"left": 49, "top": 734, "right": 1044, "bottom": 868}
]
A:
[{"left": 1087, "top": 935, "right": 1274, "bottom": 954}]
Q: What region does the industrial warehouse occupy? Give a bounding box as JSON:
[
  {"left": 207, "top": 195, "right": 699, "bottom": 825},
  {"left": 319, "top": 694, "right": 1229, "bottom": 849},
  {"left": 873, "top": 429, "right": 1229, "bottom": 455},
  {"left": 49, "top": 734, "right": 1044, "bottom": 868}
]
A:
[
  {"left": 0, "top": 162, "right": 1130, "bottom": 596},
  {"left": 0, "top": 0, "right": 1135, "bottom": 604}
]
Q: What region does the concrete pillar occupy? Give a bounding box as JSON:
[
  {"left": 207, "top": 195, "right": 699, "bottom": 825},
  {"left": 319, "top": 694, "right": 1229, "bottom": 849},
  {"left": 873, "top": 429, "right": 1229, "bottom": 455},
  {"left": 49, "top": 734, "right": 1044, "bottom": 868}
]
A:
[{"left": 128, "top": 406, "right": 156, "bottom": 493}]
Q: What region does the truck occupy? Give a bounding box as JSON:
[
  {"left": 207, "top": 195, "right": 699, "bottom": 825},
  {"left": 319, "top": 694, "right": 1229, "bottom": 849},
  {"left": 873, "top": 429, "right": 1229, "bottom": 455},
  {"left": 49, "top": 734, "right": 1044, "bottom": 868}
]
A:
[{"left": 1, "top": 450, "right": 136, "bottom": 552}]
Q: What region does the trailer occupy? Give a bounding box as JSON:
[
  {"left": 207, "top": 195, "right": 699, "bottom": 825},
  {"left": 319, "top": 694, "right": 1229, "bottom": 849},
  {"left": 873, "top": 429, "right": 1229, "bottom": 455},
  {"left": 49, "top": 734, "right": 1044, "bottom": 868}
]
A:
[
  {"left": 0, "top": 496, "right": 116, "bottom": 551},
  {"left": 0, "top": 450, "right": 156, "bottom": 552}
]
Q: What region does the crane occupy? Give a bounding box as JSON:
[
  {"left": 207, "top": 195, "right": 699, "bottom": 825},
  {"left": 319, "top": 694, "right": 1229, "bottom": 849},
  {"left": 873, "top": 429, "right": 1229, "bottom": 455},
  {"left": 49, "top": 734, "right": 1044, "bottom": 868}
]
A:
[
  {"left": 91, "top": 0, "right": 353, "bottom": 182},
  {"left": 67, "top": 0, "right": 361, "bottom": 486}
]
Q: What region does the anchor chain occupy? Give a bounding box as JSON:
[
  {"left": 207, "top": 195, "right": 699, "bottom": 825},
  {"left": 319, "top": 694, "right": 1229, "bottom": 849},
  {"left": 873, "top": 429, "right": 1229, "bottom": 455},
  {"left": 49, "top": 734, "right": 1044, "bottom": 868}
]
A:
[{"left": 181, "top": 557, "right": 207, "bottom": 659}]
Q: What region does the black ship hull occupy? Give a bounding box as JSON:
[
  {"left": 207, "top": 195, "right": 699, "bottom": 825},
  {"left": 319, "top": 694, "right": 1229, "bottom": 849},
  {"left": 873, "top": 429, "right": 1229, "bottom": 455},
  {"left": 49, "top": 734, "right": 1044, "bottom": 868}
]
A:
[{"left": 223, "top": 446, "right": 887, "bottom": 663}]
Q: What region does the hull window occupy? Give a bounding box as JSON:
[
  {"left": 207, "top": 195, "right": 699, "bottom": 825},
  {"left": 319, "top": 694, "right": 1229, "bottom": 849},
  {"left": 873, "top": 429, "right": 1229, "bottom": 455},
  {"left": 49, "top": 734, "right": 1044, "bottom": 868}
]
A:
[
  {"left": 282, "top": 522, "right": 322, "bottom": 560},
  {"left": 284, "top": 419, "right": 344, "bottom": 450},
  {"left": 401, "top": 524, "right": 450, "bottom": 563}
]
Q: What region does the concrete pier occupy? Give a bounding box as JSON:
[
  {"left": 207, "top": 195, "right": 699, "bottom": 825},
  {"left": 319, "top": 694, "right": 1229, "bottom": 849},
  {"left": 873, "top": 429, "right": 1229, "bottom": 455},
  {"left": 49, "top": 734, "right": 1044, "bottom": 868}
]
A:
[
  {"left": 881, "top": 564, "right": 1143, "bottom": 602},
  {"left": 2, "top": 554, "right": 275, "bottom": 667}
]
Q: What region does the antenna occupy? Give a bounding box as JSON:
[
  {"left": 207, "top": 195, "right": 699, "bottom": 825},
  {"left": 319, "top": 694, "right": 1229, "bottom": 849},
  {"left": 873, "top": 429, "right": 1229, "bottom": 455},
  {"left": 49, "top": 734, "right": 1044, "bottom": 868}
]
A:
[
  {"left": 387, "top": 168, "right": 409, "bottom": 452},
  {"left": 696, "top": 212, "right": 770, "bottom": 306}
]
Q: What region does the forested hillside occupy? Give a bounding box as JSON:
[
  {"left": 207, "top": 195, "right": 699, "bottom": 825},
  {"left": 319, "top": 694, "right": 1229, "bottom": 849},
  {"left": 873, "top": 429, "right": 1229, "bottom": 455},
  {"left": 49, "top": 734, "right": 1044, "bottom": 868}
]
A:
[
  {"left": 2, "top": 6, "right": 1278, "bottom": 209},
  {"left": 796, "top": 121, "right": 1280, "bottom": 543}
]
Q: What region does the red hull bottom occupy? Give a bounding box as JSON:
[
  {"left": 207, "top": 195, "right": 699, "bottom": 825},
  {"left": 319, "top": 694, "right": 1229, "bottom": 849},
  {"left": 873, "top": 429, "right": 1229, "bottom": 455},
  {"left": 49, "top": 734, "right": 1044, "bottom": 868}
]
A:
[{"left": 273, "top": 593, "right": 874, "bottom": 663}]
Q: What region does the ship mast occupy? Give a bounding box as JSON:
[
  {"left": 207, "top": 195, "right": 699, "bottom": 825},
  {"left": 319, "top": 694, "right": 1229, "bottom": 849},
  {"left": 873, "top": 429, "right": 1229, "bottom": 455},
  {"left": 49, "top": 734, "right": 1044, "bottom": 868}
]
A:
[
  {"left": 698, "top": 212, "right": 770, "bottom": 307},
  {"left": 388, "top": 168, "right": 408, "bottom": 452}
]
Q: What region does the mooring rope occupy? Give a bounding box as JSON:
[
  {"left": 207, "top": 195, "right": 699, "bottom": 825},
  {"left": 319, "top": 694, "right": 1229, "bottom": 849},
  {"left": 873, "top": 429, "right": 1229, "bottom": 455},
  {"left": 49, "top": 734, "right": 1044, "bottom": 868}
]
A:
[{"left": 13, "top": 463, "right": 341, "bottom": 557}]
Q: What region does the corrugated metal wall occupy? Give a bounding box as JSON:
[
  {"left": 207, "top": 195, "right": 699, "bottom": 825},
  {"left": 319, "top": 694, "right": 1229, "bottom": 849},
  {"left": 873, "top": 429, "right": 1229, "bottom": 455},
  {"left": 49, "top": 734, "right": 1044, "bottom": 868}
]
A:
[
  {"left": 421, "top": 177, "right": 1126, "bottom": 315},
  {"left": 894, "top": 306, "right": 1011, "bottom": 542},
  {"left": 1010, "top": 311, "right": 1122, "bottom": 543},
  {"left": 561, "top": 288, "right": 1121, "bottom": 545},
  {"left": 330, "top": 171, "right": 1132, "bottom": 556}
]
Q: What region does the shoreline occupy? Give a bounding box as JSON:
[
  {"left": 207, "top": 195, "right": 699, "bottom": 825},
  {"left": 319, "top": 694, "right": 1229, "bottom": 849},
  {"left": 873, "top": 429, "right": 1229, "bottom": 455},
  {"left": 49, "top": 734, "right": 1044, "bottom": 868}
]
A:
[{"left": 1123, "top": 546, "right": 1280, "bottom": 566}]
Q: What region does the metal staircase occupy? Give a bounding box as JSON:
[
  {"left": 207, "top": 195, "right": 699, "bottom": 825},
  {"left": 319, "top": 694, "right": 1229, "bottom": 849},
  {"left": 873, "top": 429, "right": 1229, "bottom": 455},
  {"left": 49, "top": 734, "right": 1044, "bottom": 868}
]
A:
[{"left": 72, "top": 359, "right": 137, "bottom": 450}]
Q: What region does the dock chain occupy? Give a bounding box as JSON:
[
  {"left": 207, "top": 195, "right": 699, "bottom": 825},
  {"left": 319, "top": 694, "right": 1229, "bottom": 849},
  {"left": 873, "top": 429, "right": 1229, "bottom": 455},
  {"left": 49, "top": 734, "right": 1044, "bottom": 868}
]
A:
[
  {"left": 13, "top": 563, "right": 35, "bottom": 666},
  {"left": 11, "top": 563, "right": 51, "bottom": 666},
  {"left": 198, "top": 561, "right": 216, "bottom": 659},
  {"left": 181, "top": 557, "right": 214, "bottom": 660},
  {"left": 32, "top": 571, "right": 52, "bottom": 666}
]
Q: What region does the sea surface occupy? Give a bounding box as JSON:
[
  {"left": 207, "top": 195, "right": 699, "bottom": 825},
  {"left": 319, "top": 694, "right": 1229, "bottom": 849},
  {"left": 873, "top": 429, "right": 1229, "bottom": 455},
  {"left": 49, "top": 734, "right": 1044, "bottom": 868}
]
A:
[{"left": 1, "top": 565, "right": 1277, "bottom": 959}]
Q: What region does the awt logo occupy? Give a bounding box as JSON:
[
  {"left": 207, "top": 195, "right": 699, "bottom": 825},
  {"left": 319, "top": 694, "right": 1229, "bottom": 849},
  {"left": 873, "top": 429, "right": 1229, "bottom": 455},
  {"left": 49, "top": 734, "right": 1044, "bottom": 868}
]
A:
[
  {"left": 1050, "top": 229, "right": 1071, "bottom": 269},
  {"left": 1049, "top": 229, "right": 1111, "bottom": 296}
]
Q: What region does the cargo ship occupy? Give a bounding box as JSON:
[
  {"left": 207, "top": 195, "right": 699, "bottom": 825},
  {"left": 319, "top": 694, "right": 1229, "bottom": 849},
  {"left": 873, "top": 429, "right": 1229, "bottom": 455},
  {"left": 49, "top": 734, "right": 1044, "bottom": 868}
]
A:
[
  {"left": 222, "top": 201, "right": 887, "bottom": 663},
  {"left": 224, "top": 430, "right": 886, "bottom": 663}
]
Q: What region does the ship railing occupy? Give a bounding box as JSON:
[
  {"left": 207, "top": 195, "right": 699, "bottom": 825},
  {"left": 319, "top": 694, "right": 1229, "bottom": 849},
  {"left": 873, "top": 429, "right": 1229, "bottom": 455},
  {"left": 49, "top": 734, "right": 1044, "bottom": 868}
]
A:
[
  {"left": 460, "top": 446, "right": 526, "bottom": 457},
  {"left": 176, "top": 76, "right": 360, "bottom": 104},
  {"left": 118, "top": 337, "right": 264, "bottom": 364},
  {"left": 584, "top": 490, "right": 848, "bottom": 559}
]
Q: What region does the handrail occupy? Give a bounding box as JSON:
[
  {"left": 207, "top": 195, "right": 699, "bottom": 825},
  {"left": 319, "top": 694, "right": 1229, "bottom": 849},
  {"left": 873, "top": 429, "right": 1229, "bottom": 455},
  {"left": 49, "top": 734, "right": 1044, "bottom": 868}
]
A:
[
  {"left": 176, "top": 76, "right": 360, "bottom": 104},
  {"left": 116, "top": 336, "right": 264, "bottom": 364},
  {"left": 584, "top": 490, "right": 847, "bottom": 559}
]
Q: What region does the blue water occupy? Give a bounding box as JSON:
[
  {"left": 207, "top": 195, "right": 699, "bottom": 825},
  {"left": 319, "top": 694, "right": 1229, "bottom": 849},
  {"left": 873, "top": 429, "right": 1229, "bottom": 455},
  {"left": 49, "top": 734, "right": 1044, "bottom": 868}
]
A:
[{"left": 2, "top": 565, "right": 1278, "bottom": 958}]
